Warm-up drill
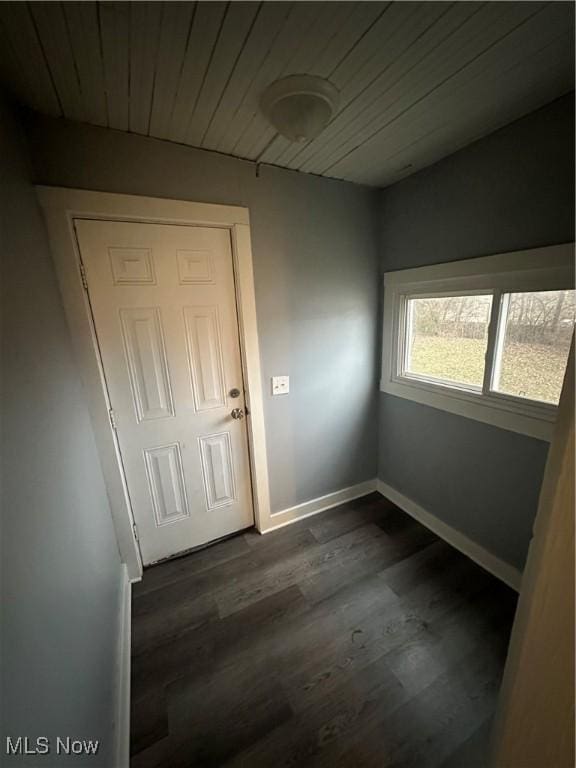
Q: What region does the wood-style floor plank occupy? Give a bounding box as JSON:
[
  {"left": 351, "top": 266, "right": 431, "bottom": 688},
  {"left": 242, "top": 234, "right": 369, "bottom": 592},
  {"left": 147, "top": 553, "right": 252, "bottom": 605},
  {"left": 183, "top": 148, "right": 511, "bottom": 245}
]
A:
[
  {"left": 133, "top": 533, "right": 254, "bottom": 597},
  {"left": 130, "top": 494, "right": 517, "bottom": 767}
]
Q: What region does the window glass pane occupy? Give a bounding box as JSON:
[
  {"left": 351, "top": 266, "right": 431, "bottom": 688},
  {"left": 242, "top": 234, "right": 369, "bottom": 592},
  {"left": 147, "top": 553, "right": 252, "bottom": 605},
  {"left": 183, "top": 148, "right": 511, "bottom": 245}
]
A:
[
  {"left": 405, "top": 295, "right": 492, "bottom": 388},
  {"left": 493, "top": 289, "right": 575, "bottom": 404}
]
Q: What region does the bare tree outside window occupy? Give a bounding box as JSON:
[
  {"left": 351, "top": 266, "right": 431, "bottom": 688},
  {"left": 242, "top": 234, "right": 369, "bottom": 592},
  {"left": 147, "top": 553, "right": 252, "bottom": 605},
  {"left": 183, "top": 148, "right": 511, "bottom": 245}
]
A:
[
  {"left": 493, "top": 289, "right": 575, "bottom": 404},
  {"left": 406, "top": 295, "right": 492, "bottom": 387}
]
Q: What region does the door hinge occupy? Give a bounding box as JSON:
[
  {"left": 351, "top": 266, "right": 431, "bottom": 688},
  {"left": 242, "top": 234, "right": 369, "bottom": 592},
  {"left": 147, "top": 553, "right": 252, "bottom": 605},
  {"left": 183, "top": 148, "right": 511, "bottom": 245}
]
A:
[
  {"left": 79, "top": 262, "right": 89, "bottom": 291},
  {"left": 109, "top": 408, "right": 117, "bottom": 430},
  {"left": 132, "top": 522, "right": 139, "bottom": 542}
]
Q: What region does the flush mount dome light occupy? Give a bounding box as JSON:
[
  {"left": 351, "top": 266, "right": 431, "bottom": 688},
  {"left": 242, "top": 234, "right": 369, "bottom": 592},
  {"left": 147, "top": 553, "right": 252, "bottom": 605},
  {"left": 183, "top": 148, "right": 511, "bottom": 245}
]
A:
[{"left": 260, "top": 75, "right": 339, "bottom": 143}]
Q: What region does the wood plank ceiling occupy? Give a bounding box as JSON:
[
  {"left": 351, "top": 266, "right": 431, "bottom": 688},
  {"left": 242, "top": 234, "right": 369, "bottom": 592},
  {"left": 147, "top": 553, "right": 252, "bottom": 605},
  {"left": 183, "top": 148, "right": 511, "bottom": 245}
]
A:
[{"left": 0, "top": 1, "right": 573, "bottom": 188}]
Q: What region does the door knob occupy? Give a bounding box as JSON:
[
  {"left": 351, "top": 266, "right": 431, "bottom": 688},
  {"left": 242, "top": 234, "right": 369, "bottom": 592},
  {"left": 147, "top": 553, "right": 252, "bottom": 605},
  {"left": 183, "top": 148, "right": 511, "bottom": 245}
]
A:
[{"left": 230, "top": 408, "right": 245, "bottom": 420}]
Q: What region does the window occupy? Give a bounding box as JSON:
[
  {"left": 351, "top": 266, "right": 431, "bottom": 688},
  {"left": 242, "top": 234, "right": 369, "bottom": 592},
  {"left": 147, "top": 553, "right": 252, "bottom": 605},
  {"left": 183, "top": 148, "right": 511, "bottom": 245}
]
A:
[
  {"left": 381, "top": 244, "right": 575, "bottom": 441},
  {"left": 404, "top": 294, "right": 492, "bottom": 389},
  {"left": 492, "top": 290, "right": 575, "bottom": 405}
]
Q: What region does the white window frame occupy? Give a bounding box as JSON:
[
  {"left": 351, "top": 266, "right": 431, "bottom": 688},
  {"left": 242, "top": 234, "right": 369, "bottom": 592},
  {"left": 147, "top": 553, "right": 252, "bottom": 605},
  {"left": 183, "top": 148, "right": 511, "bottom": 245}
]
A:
[{"left": 381, "top": 243, "right": 575, "bottom": 442}]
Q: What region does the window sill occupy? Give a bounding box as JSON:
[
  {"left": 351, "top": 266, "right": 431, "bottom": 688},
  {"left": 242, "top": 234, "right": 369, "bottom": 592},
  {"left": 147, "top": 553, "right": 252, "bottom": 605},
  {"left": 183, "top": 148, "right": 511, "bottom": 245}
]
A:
[{"left": 380, "top": 374, "right": 555, "bottom": 441}]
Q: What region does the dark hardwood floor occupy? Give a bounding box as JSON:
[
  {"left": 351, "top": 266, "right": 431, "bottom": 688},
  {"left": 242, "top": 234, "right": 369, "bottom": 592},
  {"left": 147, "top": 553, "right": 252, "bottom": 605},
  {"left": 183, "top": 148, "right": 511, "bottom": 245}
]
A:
[{"left": 130, "top": 493, "right": 517, "bottom": 768}]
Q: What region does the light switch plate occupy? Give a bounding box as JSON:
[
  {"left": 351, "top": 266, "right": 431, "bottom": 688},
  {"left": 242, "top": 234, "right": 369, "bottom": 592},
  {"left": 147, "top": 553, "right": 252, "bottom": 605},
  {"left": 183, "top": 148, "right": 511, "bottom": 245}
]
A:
[{"left": 272, "top": 375, "right": 289, "bottom": 395}]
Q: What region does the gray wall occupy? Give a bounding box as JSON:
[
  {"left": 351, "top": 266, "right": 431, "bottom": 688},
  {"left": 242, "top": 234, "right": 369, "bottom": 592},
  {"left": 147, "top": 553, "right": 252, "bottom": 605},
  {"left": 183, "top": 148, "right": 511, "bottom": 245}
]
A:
[
  {"left": 1, "top": 99, "right": 123, "bottom": 765},
  {"left": 379, "top": 94, "right": 575, "bottom": 570},
  {"left": 25, "top": 114, "right": 380, "bottom": 513}
]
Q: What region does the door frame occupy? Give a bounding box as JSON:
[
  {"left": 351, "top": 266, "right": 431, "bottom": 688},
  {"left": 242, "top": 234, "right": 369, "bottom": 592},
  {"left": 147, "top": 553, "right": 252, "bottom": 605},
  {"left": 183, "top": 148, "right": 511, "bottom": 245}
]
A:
[{"left": 37, "top": 186, "right": 271, "bottom": 581}]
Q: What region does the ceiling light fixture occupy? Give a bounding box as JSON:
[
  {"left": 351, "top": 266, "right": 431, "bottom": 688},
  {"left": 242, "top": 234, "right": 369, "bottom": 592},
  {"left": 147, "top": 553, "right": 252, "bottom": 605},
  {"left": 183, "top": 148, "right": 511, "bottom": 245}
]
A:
[{"left": 260, "top": 75, "right": 339, "bottom": 144}]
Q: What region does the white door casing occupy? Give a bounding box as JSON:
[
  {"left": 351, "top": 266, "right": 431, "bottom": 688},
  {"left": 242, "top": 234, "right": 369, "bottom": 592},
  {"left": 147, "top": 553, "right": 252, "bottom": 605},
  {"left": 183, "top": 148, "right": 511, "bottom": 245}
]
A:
[{"left": 75, "top": 219, "right": 254, "bottom": 564}]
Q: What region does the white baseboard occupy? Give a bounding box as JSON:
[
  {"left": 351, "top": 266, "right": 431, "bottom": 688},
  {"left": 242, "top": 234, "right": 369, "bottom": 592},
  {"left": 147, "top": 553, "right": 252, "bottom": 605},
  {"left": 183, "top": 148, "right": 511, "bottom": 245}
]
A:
[
  {"left": 115, "top": 564, "right": 131, "bottom": 767},
  {"left": 376, "top": 480, "right": 522, "bottom": 592},
  {"left": 262, "top": 478, "right": 378, "bottom": 533}
]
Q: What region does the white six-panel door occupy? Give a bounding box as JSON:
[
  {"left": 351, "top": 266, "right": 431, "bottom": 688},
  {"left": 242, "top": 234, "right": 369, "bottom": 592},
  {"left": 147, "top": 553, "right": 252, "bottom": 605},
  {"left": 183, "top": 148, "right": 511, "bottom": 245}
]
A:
[{"left": 75, "top": 219, "right": 254, "bottom": 564}]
